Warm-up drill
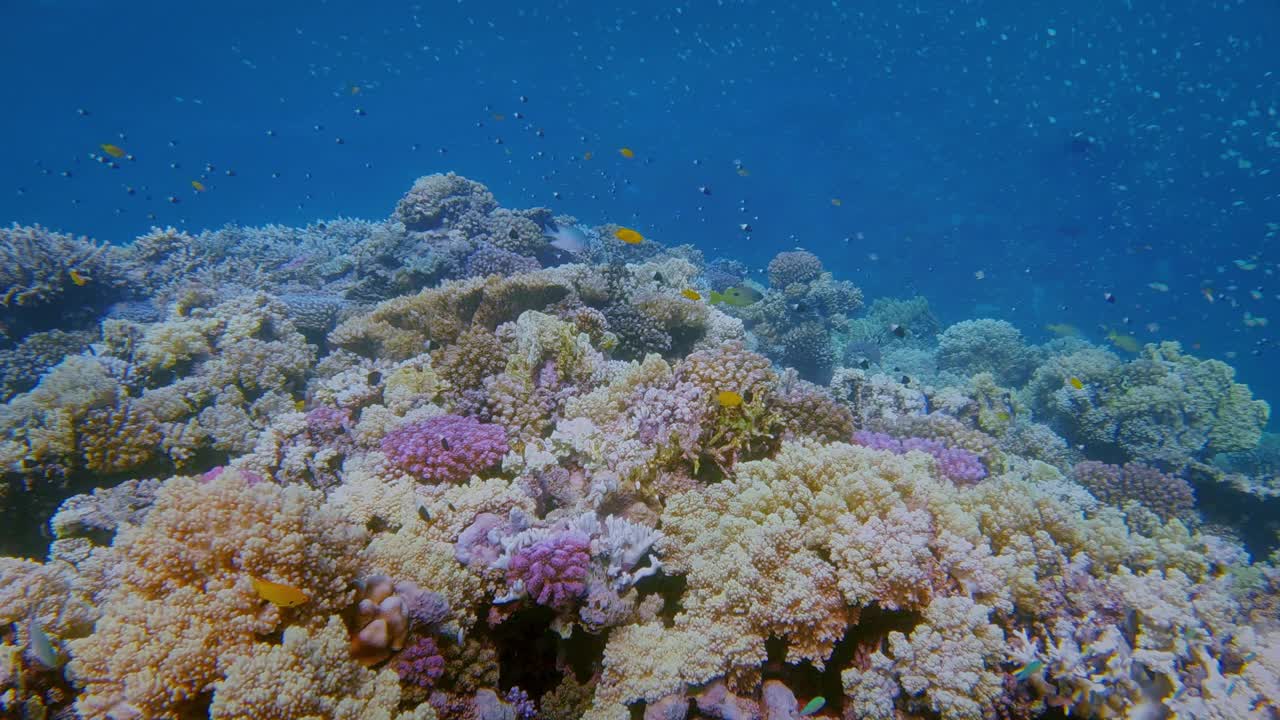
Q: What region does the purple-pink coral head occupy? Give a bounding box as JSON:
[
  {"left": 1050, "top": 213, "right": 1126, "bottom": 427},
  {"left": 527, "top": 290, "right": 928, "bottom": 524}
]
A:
[
  {"left": 507, "top": 530, "right": 590, "bottom": 610},
  {"left": 395, "top": 636, "right": 445, "bottom": 689},
  {"left": 852, "top": 430, "right": 987, "bottom": 485},
  {"left": 382, "top": 414, "right": 508, "bottom": 484}
]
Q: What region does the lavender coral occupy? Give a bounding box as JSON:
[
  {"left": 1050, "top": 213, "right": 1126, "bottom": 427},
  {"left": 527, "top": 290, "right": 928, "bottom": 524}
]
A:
[
  {"left": 853, "top": 430, "right": 989, "bottom": 485},
  {"left": 1071, "top": 460, "right": 1197, "bottom": 523},
  {"left": 381, "top": 414, "right": 509, "bottom": 484},
  {"left": 505, "top": 529, "right": 591, "bottom": 610},
  {"left": 395, "top": 636, "right": 446, "bottom": 689}
]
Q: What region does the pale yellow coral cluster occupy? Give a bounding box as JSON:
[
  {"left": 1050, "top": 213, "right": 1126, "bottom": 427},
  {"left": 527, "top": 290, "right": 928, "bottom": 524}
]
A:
[{"left": 66, "top": 469, "right": 367, "bottom": 720}]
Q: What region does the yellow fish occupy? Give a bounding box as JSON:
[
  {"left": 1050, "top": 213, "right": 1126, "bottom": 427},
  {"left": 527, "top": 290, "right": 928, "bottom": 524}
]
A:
[
  {"left": 68, "top": 269, "right": 89, "bottom": 286},
  {"left": 583, "top": 151, "right": 593, "bottom": 161},
  {"left": 1044, "top": 323, "right": 1081, "bottom": 338},
  {"left": 618, "top": 147, "right": 635, "bottom": 158},
  {"left": 1068, "top": 377, "right": 1084, "bottom": 390},
  {"left": 681, "top": 288, "right": 702, "bottom": 301},
  {"left": 708, "top": 285, "right": 764, "bottom": 307},
  {"left": 251, "top": 576, "right": 309, "bottom": 607},
  {"left": 614, "top": 227, "right": 644, "bottom": 244},
  {"left": 191, "top": 180, "right": 207, "bottom": 192},
  {"left": 350, "top": 85, "right": 362, "bottom": 95},
  {"left": 1106, "top": 330, "right": 1141, "bottom": 353},
  {"left": 100, "top": 143, "right": 126, "bottom": 158},
  {"left": 717, "top": 390, "right": 743, "bottom": 407}
]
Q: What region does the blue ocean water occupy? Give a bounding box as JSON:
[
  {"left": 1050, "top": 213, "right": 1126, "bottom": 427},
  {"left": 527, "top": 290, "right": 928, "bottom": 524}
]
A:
[{"left": 1, "top": 0, "right": 1276, "bottom": 412}]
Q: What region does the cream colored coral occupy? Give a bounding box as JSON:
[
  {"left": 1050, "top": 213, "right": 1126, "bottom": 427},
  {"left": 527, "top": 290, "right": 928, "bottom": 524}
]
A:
[
  {"left": 886, "top": 595, "right": 1005, "bottom": 720},
  {"left": 67, "top": 469, "right": 366, "bottom": 720},
  {"left": 210, "top": 616, "right": 403, "bottom": 720}
]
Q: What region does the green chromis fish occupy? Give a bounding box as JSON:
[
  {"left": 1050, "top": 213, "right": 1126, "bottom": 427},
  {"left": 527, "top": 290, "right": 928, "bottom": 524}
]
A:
[{"left": 799, "top": 696, "right": 825, "bottom": 716}]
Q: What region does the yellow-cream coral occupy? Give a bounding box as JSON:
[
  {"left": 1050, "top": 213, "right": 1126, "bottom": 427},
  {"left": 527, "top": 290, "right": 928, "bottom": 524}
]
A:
[{"left": 66, "top": 469, "right": 366, "bottom": 719}]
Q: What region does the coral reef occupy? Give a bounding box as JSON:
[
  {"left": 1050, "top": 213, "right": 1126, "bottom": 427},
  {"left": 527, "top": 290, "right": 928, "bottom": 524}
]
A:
[{"left": 0, "top": 174, "right": 1274, "bottom": 720}]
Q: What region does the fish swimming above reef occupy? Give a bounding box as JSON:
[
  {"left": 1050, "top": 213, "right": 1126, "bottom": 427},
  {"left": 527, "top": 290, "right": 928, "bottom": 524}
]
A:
[
  {"left": 544, "top": 224, "right": 589, "bottom": 254},
  {"left": 709, "top": 285, "right": 763, "bottom": 307}
]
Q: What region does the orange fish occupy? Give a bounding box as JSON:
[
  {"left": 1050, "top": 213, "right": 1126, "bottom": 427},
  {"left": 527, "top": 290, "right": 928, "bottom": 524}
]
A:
[
  {"left": 583, "top": 151, "right": 593, "bottom": 161},
  {"left": 191, "top": 180, "right": 207, "bottom": 192},
  {"left": 100, "top": 143, "right": 126, "bottom": 158},
  {"left": 251, "top": 576, "right": 309, "bottom": 607},
  {"left": 618, "top": 147, "right": 635, "bottom": 158},
  {"left": 68, "top": 269, "right": 89, "bottom": 286},
  {"left": 717, "top": 390, "right": 743, "bottom": 407},
  {"left": 614, "top": 227, "right": 644, "bottom": 244},
  {"left": 1067, "top": 377, "right": 1084, "bottom": 390},
  {"left": 681, "top": 288, "right": 702, "bottom": 301}
]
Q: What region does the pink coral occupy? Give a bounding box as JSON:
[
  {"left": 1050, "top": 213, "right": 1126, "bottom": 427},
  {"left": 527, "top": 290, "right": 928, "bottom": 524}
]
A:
[
  {"left": 507, "top": 529, "right": 591, "bottom": 610},
  {"left": 395, "top": 636, "right": 445, "bottom": 689},
  {"left": 852, "top": 430, "right": 988, "bottom": 485},
  {"left": 381, "top": 414, "right": 509, "bottom": 484}
]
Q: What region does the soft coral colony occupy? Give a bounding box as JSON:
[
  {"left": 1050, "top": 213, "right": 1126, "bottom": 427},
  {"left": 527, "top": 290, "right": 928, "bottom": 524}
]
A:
[{"left": 0, "top": 174, "right": 1277, "bottom": 720}]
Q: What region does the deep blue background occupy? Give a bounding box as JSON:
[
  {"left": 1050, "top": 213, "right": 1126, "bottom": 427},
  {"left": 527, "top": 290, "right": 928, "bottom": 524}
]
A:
[{"left": 2, "top": 0, "right": 1277, "bottom": 412}]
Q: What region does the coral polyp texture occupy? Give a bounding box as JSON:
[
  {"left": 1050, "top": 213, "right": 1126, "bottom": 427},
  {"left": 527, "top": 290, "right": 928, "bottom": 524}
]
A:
[{"left": 0, "top": 174, "right": 1276, "bottom": 720}]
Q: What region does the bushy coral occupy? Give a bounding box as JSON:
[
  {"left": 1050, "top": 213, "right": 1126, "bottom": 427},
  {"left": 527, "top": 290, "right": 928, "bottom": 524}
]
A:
[
  {"left": 1071, "top": 460, "right": 1197, "bottom": 523},
  {"left": 396, "top": 636, "right": 446, "bottom": 690},
  {"left": 505, "top": 529, "right": 591, "bottom": 610},
  {"left": 381, "top": 414, "right": 509, "bottom": 484},
  {"left": 66, "top": 469, "right": 366, "bottom": 720},
  {"left": 852, "top": 430, "right": 988, "bottom": 484},
  {"left": 767, "top": 250, "right": 824, "bottom": 289},
  {"left": 394, "top": 173, "right": 498, "bottom": 232},
  {"left": 937, "top": 318, "right": 1036, "bottom": 385},
  {"left": 1036, "top": 342, "right": 1270, "bottom": 469}
]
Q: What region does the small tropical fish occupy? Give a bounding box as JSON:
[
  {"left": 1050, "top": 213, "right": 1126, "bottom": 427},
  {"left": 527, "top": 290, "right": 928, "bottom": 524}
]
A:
[
  {"left": 799, "top": 696, "right": 825, "bottom": 716},
  {"left": 830, "top": 198, "right": 842, "bottom": 207},
  {"left": 1147, "top": 282, "right": 1169, "bottom": 292},
  {"left": 545, "top": 225, "right": 588, "bottom": 254},
  {"left": 708, "top": 285, "right": 764, "bottom": 307},
  {"left": 736, "top": 167, "right": 750, "bottom": 176},
  {"left": 717, "top": 390, "right": 743, "bottom": 407},
  {"left": 191, "top": 180, "right": 207, "bottom": 192},
  {"left": 1013, "top": 659, "right": 1044, "bottom": 680},
  {"left": 1045, "top": 323, "right": 1081, "bottom": 338},
  {"left": 681, "top": 288, "right": 702, "bottom": 301},
  {"left": 1067, "top": 377, "right": 1084, "bottom": 390},
  {"left": 350, "top": 85, "right": 362, "bottom": 95},
  {"left": 582, "top": 151, "right": 593, "bottom": 161},
  {"left": 614, "top": 227, "right": 644, "bottom": 244},
  {"left": 1106, "top": 330, "right": 1141, "bottom": 353},
  {"left": 1233, "top": 259, "right": 1257, "bottom": 271},
  {"left": 890, "top": 323, "right": 907, "bottom": 338},
  {"left": 100, "top": 143, "right": 126, "bottom": 158},
  {"left": 1200, "top": 287, "right": 1216, "bottom": 303},
  {"left": 27, "top": 619, "right": 59, "bottom": 668},
  {"left": 974, "top": 270, "right": 986, "bottom": 280},
  {"left": 68, "top": 269, "right": 89, "bottom": 286},
  {"left": 251, "top": 576, "right": 309, "bottom": 607},
  {"left": 618, "top": 147, "right": 635, "bottom": 158}
]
